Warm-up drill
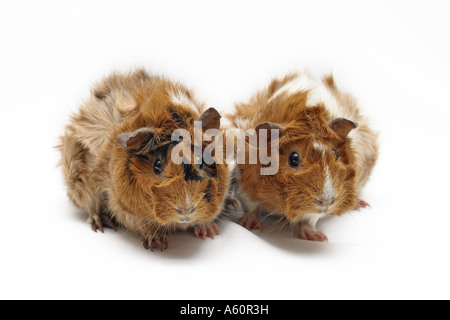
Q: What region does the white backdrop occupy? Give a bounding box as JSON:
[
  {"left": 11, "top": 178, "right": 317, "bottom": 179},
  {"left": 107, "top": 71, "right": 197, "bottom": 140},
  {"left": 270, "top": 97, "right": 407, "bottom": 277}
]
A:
[{"left": 1, "top": 0, "right": 449, "bottom": 300}]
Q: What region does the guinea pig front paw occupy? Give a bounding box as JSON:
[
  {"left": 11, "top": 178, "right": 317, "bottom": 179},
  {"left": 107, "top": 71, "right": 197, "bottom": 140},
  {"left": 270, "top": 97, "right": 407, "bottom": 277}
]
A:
[
  {"left": 354, "top": 199, "right": 371, "bottom": 211},
  {"left": 194, "top": 223, "right": 220, "bottom": 240},
  {"left": 298, "top": 224, "right": 328, "bottom": 242},
  {"left": 87, "top": 214, "right": 117, "bottom": 233},
  {"left": 239, "top": 213, "right": 263, "bottom": 231},
  {"left": 143, "top": 236, "right": 169, "bottom": 252}
]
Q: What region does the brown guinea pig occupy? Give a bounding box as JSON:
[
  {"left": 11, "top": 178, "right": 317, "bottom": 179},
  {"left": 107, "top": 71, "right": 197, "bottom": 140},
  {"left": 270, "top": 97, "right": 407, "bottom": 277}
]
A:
[
  {"left": 228, "top": 72, "right": 379, "bottom": 242},
  {"left": 58, "top": 69, "right": 232, "bottom": 251}
]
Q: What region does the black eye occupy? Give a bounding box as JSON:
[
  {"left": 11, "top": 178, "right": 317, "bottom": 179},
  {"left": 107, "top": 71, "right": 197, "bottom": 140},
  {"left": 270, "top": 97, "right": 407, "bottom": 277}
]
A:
[
  {"left": 332, "top": 148, "right": 339, "bottom": 161},
  {"left": 153, "top": 159, "right": 162, "bottom": 174},
  {"left": 289, "top": 152, "right": 300, "bottom": 168}
]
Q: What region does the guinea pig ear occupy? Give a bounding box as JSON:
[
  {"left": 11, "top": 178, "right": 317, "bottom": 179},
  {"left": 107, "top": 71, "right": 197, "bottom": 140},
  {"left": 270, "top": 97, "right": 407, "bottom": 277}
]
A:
[
  {"left": 117, "top": 128, "right": 154, "bottom": 151},
  {"left": 255, "top": 122, "right": 285, "bottom": 141},
  {"left": 198, "top": 107, "right": 221, "bottom": 131},
  {"left": 329, "top": 118, "right": 358, "bottom": 137}
]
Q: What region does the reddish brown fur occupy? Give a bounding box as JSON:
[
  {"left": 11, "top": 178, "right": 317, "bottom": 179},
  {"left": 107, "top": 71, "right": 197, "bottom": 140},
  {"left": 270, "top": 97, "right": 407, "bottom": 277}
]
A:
[
  {"left": 59, "top": 70, "right": 231, "bottom": 249},
  {"left": 233, "top": 93, "right": 357, "bottom": 221},
  {"left": 229, "top": 72, "right": 378, "bottom": 240}
]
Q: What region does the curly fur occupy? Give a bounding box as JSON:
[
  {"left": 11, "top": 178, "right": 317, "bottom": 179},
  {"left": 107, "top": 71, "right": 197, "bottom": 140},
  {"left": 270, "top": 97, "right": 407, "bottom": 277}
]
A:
[
  {"left": 58, "top": 69, "right": 231, "bottom": 248},
  {"left": 229, "top": 72, "right": 378, "bottom": 239}
]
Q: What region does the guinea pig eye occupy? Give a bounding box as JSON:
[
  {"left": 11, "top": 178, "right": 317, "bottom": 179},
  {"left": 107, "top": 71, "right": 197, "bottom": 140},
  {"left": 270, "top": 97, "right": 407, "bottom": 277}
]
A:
[
  {"left": 332, "top": 148, "right": 339, "bottom": 161},
  {"left": 289, "top": 152, "right": 300, "bottom": 168},
  {"left": 153, "top": 159, "right": 162, "bottom": 174}
]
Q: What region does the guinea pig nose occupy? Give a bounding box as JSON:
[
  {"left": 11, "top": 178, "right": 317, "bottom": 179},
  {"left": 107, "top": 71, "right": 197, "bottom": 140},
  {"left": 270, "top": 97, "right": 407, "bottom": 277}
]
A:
[
  {"left": 316, "top": 198, "right": 336, "bottom": 207},
  {"left": 176, "top": 207, "right": 197, "bottom": 215}
]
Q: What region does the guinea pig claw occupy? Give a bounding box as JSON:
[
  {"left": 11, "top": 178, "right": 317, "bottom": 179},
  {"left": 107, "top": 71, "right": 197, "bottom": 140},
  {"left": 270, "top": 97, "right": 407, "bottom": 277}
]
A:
[
  {"left": 88, "top": 215, "right": 104, "bottom": 233},
  {"left": 154, "top": 237, "right": 169, "bottom": 251},
  {"left": 354, "top": 199, "right": 371, "bottom": 211},
  {"left": 211, "top": 223, "right": 220, "bottom": 234},
  {"left": 143, "top": 236, "right": 169, "bottom": 252},
  {"left": 194, "top": 223, "right": 220, "bottom": 240},
  {"left": 238, "top": 215, "right": 263, "bottom": 231},
  {"left": 102, "top": 215, "right": 117, "bottom": 232},
  {"left": 299, "top": 225, "right": 328, "bottom": 242},
  {"left": 109, "top": 220, "right": 117, "bottom": 232}
]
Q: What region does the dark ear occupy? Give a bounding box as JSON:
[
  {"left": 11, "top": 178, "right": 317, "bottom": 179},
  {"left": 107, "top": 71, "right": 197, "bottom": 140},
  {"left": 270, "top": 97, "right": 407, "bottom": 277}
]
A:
[
  {"left": 329, "top": 118, "right": 358, "bottom": 137},
  {"left": 118, "top": 128, "right": 154, "bottom": 151},
  {"left": 255, "top": 122, "right": 285, "bottom": 141},
  {"left": 198, "top": 108, "right": 221, "bottom": 131}
]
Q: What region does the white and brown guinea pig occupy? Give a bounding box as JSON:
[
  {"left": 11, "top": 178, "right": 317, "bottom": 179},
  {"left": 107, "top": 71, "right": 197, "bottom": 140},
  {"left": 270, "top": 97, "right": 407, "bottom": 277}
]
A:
[
  {"left": 59, "top": 69, "right": 232, "bottom": 251},
  {"left": 228, "top": 72, "right": 378, "bottom": 242}
]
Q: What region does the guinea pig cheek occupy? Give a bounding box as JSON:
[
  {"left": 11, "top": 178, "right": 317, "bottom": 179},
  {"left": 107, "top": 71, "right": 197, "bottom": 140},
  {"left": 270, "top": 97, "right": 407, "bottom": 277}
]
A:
[
  {"left": 149, "top": 180, "right": 182, "bottom": 225},
  {"left": 284, "top": 207, "right": 300, "bottom": 223},
  {"left": 328, "top": 165, "right": 358, "bottom": 216},
  {"left": 284, "top": 193, "right": 316, "bottom": 223},
  {"left": 191, "top": 179, "right": 220, "bottom": 223},
  {"left": 283, "top": 167, "right": 324, "bottom": 221}
]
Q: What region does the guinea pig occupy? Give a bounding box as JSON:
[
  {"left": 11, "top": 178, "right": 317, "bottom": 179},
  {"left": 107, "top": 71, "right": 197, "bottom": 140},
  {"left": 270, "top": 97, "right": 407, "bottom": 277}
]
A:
[
  {"left": 59, "top": 69, "right": 232, "bottom": 251},
  {"left": 228, "top": 72, "right": 378, "bottom": 242}
]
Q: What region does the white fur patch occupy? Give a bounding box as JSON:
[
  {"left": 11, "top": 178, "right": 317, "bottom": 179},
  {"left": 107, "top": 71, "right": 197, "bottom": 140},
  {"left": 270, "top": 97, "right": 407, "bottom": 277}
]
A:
[
  {"left": 186, "top": 195, "right": 192, "bottom": 208},
  {"left": 227, "top": 158, "right": 237, "bottom": 173},
  {"left": 313, "top": 141, "right": 323, "bottom": 150},
  {"left": 302, "top": 212, "right": 327, "bottom": 228},
  {"left": 270, "top": 73, "right": 341, "bottom": 118},
  {"left": 271, "top": 75, "right": 312, "bottom": 101},
  {"left": 305, "top": 80, "right": 340, "bottom": 118},
  {"left": 313, "top": 140, "right": 327, "bottom": 153},
  {"left": 313, "top": 140, "right": 327, "bottom": 157},
  {"left": 169, "top": 88, "right": 198, "bottom": 112},
  {"left": 233, "top": 117, "right": 252, "bottom": 130},
  {"left": 220, "top": 116, "right": 233, "bottom": 130},
  {"left": 323, "top": 167, "right": 336, "bottom": 202}
]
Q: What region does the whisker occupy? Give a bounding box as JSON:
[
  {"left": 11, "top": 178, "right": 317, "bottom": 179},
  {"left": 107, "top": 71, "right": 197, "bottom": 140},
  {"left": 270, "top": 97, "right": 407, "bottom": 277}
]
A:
[
  {"left": 258, "top": 204, "right": 285, "bottom": 225},
  {"left": 266, "top": 215, "right": 288, "bottom": 234}
]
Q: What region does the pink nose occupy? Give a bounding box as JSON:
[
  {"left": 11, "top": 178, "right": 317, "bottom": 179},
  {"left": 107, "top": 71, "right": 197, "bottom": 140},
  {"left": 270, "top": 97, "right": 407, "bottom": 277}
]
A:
[{"left": 316, "top": 198, "right": 336, "bottom": 207}]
